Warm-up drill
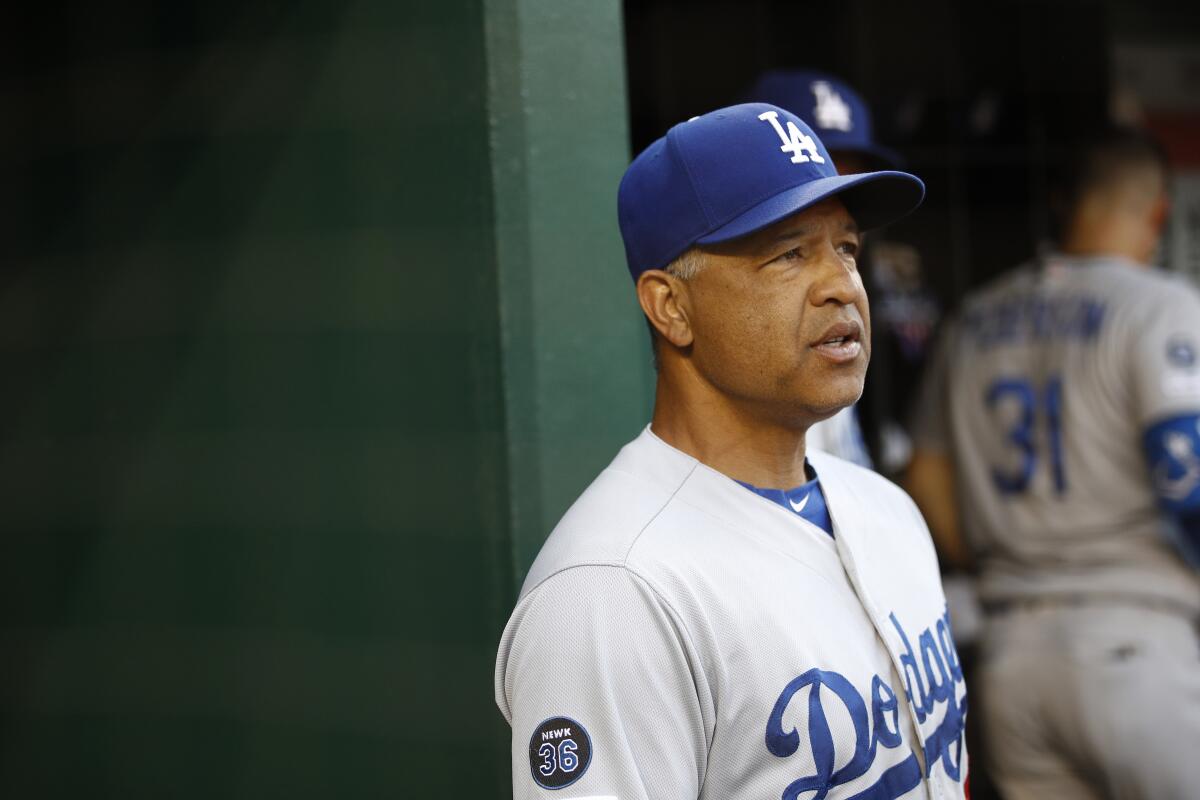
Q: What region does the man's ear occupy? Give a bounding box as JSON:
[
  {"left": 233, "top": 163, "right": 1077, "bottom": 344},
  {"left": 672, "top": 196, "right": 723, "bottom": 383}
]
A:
[{"left": 636, "top": 270, "right": 694, "bottom": 349}]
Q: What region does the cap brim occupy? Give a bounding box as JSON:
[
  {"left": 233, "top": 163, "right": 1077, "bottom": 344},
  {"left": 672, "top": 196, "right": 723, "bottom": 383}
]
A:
[{"left": 696, "top": 170, "right": 925, "bottom": 246}]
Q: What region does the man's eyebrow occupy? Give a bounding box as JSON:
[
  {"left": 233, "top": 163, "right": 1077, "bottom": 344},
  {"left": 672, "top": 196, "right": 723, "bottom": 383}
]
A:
[
  {"left": 767, "top": 224, "right": 815, "bottom": 247},
  {"left": 766, "top": 219, "right": 859, "bottom": 248}
]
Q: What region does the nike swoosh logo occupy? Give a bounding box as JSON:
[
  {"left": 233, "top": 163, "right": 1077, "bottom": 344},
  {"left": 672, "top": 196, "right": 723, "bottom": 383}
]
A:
[{"left": 788, "top": 492, "right": 811, "bottom": 513}]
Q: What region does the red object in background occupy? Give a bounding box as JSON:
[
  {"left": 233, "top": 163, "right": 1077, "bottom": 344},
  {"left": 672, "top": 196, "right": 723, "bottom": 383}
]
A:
[{"left": 1147, "top": 112, "right": 1200, "bottom": 168}]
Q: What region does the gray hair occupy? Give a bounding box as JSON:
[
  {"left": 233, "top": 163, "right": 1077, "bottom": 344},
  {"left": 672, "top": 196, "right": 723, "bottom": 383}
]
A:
[{"left": 663, "top": 247, "right": 705, "bottom": 280}]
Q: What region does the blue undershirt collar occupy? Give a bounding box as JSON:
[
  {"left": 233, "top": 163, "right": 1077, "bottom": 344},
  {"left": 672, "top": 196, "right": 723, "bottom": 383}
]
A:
[{"left": 737, "top": 466, "right": 834, "bottom": 536}]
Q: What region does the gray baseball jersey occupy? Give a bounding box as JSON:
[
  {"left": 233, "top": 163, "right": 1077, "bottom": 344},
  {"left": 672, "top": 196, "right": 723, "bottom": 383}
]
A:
[
  {"left": 913, "top": 254, "right": 1200, "bottom": 611},
  {"left": 495, "top": 427, "right": 968, "bottom": 800}
]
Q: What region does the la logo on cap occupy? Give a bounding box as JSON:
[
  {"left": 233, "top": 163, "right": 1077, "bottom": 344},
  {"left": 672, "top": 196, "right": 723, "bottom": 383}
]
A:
[
  {"left": 812, "top": 80, "right": 854, "bottom": 132},
  {"left": 758, "top": 110, "right": 826, "bottom": 165}
]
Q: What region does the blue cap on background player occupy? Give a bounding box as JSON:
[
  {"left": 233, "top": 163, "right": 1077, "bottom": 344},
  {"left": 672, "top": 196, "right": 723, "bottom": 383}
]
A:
[
  {"left": 746, "top": 69, "right": 902, "bottom": 170},
  {"left": 617, "top": 102, "right": 924, "bottom": 280}
]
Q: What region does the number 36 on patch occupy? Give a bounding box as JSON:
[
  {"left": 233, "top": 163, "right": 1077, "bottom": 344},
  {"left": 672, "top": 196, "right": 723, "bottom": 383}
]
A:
[{"left": 529, "top": 716, "right": 593, "bottom": 790}]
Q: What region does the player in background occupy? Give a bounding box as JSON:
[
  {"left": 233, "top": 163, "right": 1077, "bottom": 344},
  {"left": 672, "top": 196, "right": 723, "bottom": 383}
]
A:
[
  {"left": 906, "top": 127, "right": 1200, "bottom": 799},
  {"left": 748, "top": 70, "right": 941, "bottom": 474},
  {"left": 496, "top": 103, "right": 967, "bottom": 800}
]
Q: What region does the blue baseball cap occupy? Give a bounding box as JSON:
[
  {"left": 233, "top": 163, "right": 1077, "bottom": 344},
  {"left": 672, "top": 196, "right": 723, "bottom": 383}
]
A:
[
  {"left": 617, "top": 103, "right": 924, "bottom": 279},
  {"left": 746, "top": 70, "right": 901, "bottom": 169}
]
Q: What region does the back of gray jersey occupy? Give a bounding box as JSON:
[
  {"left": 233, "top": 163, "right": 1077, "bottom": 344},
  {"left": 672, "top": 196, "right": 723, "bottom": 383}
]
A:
[{"left": 914, "top": 255, "right": 1200, "bottom": 609}]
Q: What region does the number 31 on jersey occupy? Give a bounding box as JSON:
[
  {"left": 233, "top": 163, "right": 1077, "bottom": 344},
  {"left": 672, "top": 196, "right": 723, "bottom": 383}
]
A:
[{"left": 987, "top": 375, "right": 1067, "bottom": 495}]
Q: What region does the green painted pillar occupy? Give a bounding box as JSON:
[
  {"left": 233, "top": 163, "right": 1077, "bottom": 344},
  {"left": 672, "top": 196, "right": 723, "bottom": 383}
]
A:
[{"left": 485, "top": 0, "right": 654, "bottom": 580}]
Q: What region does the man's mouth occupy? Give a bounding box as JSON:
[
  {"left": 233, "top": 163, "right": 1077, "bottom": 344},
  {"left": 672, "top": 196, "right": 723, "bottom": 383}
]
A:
[{"left": 811, "top": 322, "right": 863, "bottom": 363}]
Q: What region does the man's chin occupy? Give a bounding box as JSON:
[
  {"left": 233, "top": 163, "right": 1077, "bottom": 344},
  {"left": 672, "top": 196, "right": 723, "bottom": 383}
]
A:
[
  {"left": 762, "top": 398, "right": 859, "bottom": 432},
  {"left": 796, "top": 384, "right": 865, "bottom": 424}
]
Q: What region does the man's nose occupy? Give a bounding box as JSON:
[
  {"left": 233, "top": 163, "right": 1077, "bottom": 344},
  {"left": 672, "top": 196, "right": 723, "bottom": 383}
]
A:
[{"left": 809, "top": 248, "right": 862, "bottom": 306}]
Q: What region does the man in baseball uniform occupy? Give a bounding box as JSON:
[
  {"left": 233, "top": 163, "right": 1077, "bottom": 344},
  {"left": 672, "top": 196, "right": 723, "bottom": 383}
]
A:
[
  {"left": 495, "top": 103, "right": 969, "bottom": 800},
  {"left": 907, "top": 127, "right": 1200, "bottom": 798}
]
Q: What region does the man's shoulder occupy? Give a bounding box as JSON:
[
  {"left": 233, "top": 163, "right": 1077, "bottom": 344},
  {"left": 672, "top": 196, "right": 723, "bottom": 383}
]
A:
[
  {"left": 959, "top": 256, "right": 1198, "bottom": 300},
  {"left": 518, "top": 428, "right": 699, "bottom": 598},
  {"left": 1118, "top": 265, "right": 1200, "bottom": 311},
  {"left": 1068, "top": 261, "right": 1200, "bottom": 343},
  {"left": 949, "top": 258, "right": 1200, "bottom": 353},
  {"left": 1070, "top": 254, "right": 1189, "bottom": 293}
]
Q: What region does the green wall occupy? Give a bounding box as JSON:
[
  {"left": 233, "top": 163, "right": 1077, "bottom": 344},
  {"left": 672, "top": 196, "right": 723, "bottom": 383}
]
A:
[
  {"left": 485, "top": 0, "right": 654, "bottom": 573},
  {"left": 0, "top": 1, "right": 650, "bottom": 796}
]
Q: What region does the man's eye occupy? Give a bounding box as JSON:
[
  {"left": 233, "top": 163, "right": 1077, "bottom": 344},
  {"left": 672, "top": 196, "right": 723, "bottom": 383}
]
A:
[
  {"left": 837, "top": 241, "right": 859, "bottom": 257},
  {"left": 776, "top": 247, "right": 803, "bottom": 262}
]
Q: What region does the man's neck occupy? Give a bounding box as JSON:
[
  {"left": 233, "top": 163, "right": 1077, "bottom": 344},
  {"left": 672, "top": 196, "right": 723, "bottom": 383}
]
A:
[
  {"left": 649, "top": 373, "right": 818, "bottom": 489},
  {"left": 1060, "top": 207, "right": 1155, "bottom": 266}
]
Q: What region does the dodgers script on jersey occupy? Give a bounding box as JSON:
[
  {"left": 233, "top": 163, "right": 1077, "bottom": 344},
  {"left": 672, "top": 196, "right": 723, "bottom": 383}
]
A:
[
  {"left": 495, "top": 428, "right": 967, "bottom": 800},
  {"left": 913, "top": 255, "right": 1200, "bottom": 610}
]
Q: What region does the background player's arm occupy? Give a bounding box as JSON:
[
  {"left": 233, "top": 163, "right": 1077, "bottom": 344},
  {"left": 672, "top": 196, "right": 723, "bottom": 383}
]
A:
[
  {"left": 495, "top": 565, "right": 709, "bottom": 800},
  {"left": 904, "top": 321, "right": 972, "bottom": 571},
  {"left": 1142, "top": 415, "right": 1200, "bottom": 568},
  {"left": 905, "top": 449, "right": 971, "bottom": 571},
  {"left": 1130, "top": 285, "right": 1200, "bottom": 569}
]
